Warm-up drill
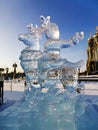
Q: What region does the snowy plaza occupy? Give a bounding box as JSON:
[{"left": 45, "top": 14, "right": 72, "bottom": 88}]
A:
[{"left": 0, "top": 80, "right": 98, "bottom": 130}]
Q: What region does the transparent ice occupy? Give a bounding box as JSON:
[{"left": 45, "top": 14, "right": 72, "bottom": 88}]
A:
[{"left": 0, "top": 16, "right": 98, "bottom": 130}]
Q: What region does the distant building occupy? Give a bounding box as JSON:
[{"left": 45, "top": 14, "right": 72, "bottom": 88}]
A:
[{"left": 87, "top": 27, "right": 98, "bottom": 75}]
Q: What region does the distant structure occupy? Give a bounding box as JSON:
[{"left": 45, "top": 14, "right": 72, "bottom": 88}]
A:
[
  {"left": 13, "top": 63, "right": 17, "bottom": 79},
  {"left": 87, "top": 26, "right": 98, "bottom": 75},
  {"left": 0, "top": 68, "right": 4, "bottom": 73}
]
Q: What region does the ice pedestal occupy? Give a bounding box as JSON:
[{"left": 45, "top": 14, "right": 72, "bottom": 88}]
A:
[{"left": 18, "top": 81, "right": 77, "bottom": 130}]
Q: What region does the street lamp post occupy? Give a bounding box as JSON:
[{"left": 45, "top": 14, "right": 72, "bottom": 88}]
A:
[{"left": 13, "top": 63, "right": 17, "bottom": 79}]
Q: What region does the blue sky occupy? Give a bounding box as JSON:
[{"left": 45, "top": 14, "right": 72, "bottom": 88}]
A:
[{"left": 0, "top": 0, "right": 98, "bottom": 72}]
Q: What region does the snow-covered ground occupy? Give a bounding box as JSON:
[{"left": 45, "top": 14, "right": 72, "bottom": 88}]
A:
[
  {"left": 3, "top": 80, "right": 98, "bottom": 102},
  {"left": 4, "top": 80, "right": 25, "bottom": 102},
  {"left": 83, "top": 82, "right": 98, "bottom": 95},
  {"left": 0, "top": 80, "right": 98, "bottom": 130},
  {"left": 0, "top": 80, "right": 97, "bottom": 111}
]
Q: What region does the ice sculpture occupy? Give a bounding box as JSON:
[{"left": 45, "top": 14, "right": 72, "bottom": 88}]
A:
[
  {"left": 19, "top": 15, "right": 84, "bottom": 88},
  {"left": 0, "top": 15, "right": 98, "bottom": 130},
  {"left": 0, "top": 16, "right": 98, "bottom": 130},
  {"left": 18, "top": 16, "right": 84, "bottom": 130}
]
